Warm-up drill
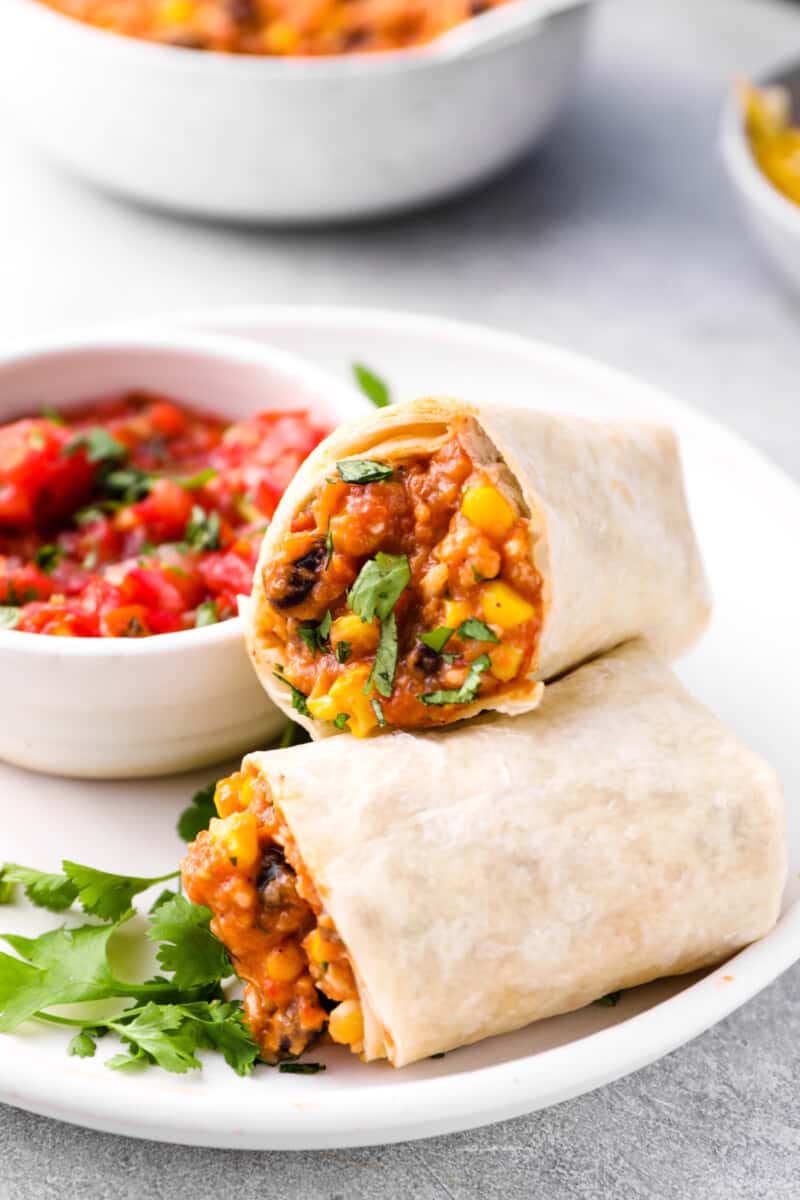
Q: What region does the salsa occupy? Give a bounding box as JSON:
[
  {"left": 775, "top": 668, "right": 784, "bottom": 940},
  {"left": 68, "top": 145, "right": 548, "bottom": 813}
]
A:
[
  {"left": 39, "top": 0, "right": 511, "bottom": 56},
  {"left": 0, "top": 393, "right": 328, "bottom": 637},
  {"left": 257, "top": 427, "right": 542, "bottom": 735}
]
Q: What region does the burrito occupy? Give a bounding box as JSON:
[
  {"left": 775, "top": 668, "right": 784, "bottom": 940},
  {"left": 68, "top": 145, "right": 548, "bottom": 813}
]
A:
[
  {"left": 181, "top": 643, "right": 784, "bottom": 1067},
  {"left": 244, "top": 399, "right": 710, "bottom": 738}
]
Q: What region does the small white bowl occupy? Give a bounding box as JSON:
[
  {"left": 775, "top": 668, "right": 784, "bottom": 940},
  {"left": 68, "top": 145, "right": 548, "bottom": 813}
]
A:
[
  {"left": 0, "top": 327, "right": 366, "bottom": 778},
  {"left": 720, "top": 64, "right": 800, "bottom": 293},
  {"left": 0, "top": 0, "right": 590, "bottom": 223}
]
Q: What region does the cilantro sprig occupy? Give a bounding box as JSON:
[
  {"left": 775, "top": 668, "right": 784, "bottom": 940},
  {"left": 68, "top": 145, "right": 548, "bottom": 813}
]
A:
[
  {"left": 337, "top": 460, "right": 393, "bottom": 485},
  {"left": 419, "top": 653, "right": 492, "bottom": 707},
  {"left": 348, "top": 553, "right": 410, "bottom": 624},
  {"left": 1, "top": 861, "right": 180, "bottom": 922}
]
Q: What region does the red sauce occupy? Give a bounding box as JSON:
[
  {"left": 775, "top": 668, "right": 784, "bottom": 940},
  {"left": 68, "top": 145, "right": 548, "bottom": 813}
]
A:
[{"left": 0, "top": 393, "right": 328, "bottom": 637}]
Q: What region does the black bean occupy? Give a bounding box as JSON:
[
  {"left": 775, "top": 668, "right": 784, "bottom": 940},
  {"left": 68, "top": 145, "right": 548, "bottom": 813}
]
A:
[
  {"left": 258, "top": 848, "right": 302, "bottom": 912},
  {"left": 267, "top": 540, "right": 326, "bottom": 609},
  {"left": 412, "top": 641, "right": 442, "bottom": 677}
]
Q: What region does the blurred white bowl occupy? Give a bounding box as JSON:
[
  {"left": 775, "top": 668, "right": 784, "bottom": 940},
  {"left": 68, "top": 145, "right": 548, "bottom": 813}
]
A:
[
  {"left": 720, "top": 64, "right": 800, "bottom": 293},
  {"left": 0, "top": 327, "right": 366, "bottom": 778},
  {"left": 0, "top": 0, "right": 591, "bottom": 223}
]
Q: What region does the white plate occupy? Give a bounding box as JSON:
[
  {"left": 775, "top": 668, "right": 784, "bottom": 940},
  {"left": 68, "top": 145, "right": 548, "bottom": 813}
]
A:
[{"left": 2, "top": 306, "right": 799, "bottom": 1150}]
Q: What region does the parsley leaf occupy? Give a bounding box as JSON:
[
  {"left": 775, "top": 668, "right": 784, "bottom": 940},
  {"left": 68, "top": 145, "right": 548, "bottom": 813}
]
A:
[
  {"left": 348, "top": 553, "right": 410, "bottom": 623},
  {"left": 0, "top": 607, "right": 21, "bottom": 630},
  {"left": 147, "top": 894, "right": 230, "bottom": 990},
  {"left": 34, "top": 544, "right": 62, "bottom": 574},
  {"left": 184, "top": 506, "right": 221, "bottom": 552},
  {"left": 456, "top": 618, "right": 499, "bottom": 643},
  {"left": 273, "top": 668, "right": 310, "bottom": 717},
  {"left": 176, "top": 782, "right": 217, "bottom": 843},
  {"left": 61, "top": 861, "right": 180, "bottom": 923},
  {"left": 0, "top": 864, "right": 78, "bottom": 912},
  {"left": 334, "top": 640, "right": 352, "bottom": 664},
  {"left": 64, "top": 428, "right": 127, "bottom": 465},
  {"left": 420, "top": 626, "right": 453, "bottom": 654},
  {"left": 366, "top": 612, "right": 398, "bottom": 699},
  {"left": 352, "top": 364, "right": 391, "bottom": 409},
  {"left": 337, "top": 460, "right": 393, "bottom": 485},
  {"left": 419, "top": 653, "right": 492, "bottom": 707},
  {"left": 195, "top": 600, "right": 219, "bottom": 628}
]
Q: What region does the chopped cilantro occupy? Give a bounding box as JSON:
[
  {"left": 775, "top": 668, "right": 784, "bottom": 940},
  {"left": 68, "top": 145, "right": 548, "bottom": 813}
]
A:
[
  {"left": 419, "top": 653, "right": 491, "bottom": 707},
  {"left": 420, "top": 626, "right": 453, "bottom": 654},
  {"left": 68, "top": 1030, "right": 97, "bottom": 1058},
  {"left": 352, "top": 363, "right": 391, "bottom": 409},
  {"left": 348, "top": 553, "right": 410, "bottom": 623},
  {"left": 334, "top": 640, "right": 352, "bottom": 664},
  {"left": 176, "top": 782, "right": 217, "bottom": 843},
  {"left": 64, "top": 428, "right": 127, "bottom": 465},
  {"left": 147, "top": 894, "right": 230, "bottom": 990},
  {"left": 0, "top": 607, "right": 21, "bottom": 630},
  {"left": 34, "top": 544, "right": 62, "bottom": 574},
  {"left": 184, "top": 506, "right": 221, "bottom": 552},
  {"left": 173, "top": 467, "right": 217, "bottom": 491},
  {"left": 456, "top": 618, "right": 498, "bottom": 643},
  {"left": 0, "top": 861, "right": 179, "bottom": 922},
  {"left": 278, "top": 1061, "right": 326, "bottom": 1074},
  {"left": 366, "top": 612, "right": 398, "bottom": 699},
  {"left": 273, "top": 668, "right": 310, "bottom": 717},
  {"left": 195, "top": 600, "right": 219, "bottom": 628},
  {"left": 325, "top": 522, "right": 334, "bottom": 567},
  {"left": 337, "top": 460, "right": 393, "bottom": 485},
  {"left": 298, "top": 611, "right": 332, "bottom": 658},
  {"left": 101, "top": 467, "right": 152, "bottom": 503},
  {"left": 333, "top": 713, "right": 350, "bottom": 730},
  {"left": 371, "top": 698, "right": 386, "bottom": 727}
]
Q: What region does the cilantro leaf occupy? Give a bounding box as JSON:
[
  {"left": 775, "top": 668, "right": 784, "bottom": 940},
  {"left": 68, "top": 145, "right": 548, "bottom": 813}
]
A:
[
  {"left": 0, "top": 874, "right": 14, "bottom": 905},
  {"left": 278, "top": 1061, "right": 326, "bottom": 1074},
  {"left": 370, "top": 698, "right": 386, "bottom": 727},
  {"left": 352, "top": 363, "right": 391, "bottom": 409},
  {"left": 366, "top": 611, "right": 398, "bottom": 699},
  {"left": 456, "top": 618, "right": 499, "bottom": 643},
  {"left": 419, "top": 653, "right": 492, "bottom": 707},
  {"left": 147, "top": 894, "right": 230, "bottom": 990},
  {"left": 420, "top": 626, "right": 453, "bottom": 654},
  {"left": 101, "top": 467, "right": 152, "bottom": 503},
  {"left": 149, "top": 888, "right": 179, "bottom": 913},
  {"left": 348, "top": 553, "right": 410, "bottom": 623},
  {"left": 273, "top": 668, "right": 310, "bottom": 717},
  {"left": 298, "top": 610, "right": 332, "bottom": 658},
  {"left": 195, "top": 599, "right": 219, "bottom": 628},
  {"left": 173, "top": 467, "right": 217, "bottom": 490},
  {"left": 106, "top": 1003, "right": 202, "bottom": 1074},
  {"left": 1, "top": 864, "right": 78, "bottom": 912},
  {"left": 177, "top": 1000, "right": 259, "bottom": 1076},
  {"left": 334, "top": 640, "right": 352, "bottom": 664},
  {"left": 337, "top": 460, "right": 393, "bottom": 485},
  {"left": 64, "top": 428, "right": 127, "bottom": 465},
  {"left": 68, "top": 1030, "right": 97, "bottom": 1058},
  {"left": 176, "top": 782, "right": 217, "bottom": 843},
  {"left": 61, "top": 861, "right": 180, "bottom": 923},
  {"left": 184, "top": 506, "right": 221, "bottom": 552},
  {"left": 34, "top": 544, "right": 62, "bottom": 574},
  {"left": 0, "top": 607, "right": 21, "bottom": 630}
]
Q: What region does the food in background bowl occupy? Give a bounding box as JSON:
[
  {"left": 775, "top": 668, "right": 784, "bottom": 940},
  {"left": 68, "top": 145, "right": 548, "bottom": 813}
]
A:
[
  {"left": 37, "top": 0, "right": 512, "bottom": 55},
  {"left": 0, "top": 393, "right": 328, "bottom": 637},
  {"left": 738, "top": 79, "right": 800, "bottom": 207}
]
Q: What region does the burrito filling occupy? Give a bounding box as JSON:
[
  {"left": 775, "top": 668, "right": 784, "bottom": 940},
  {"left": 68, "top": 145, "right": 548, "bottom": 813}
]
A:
[
  {"left": 258, "top": 427, "right": 543, "bottom": 734},
  {"left": 182, "top": 765, "right": 363, "bottom": 1062}
]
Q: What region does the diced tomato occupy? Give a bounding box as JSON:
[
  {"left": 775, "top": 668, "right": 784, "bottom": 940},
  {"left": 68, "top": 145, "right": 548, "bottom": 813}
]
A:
[
  {"left": 123, "top": 479, "right": 194, "bottom": 543},
  {"left": 198, "top": 549, "right": 255, "bottom": 599},
  {"left": 0, "top": 419, "right": 94, "bottom": 531}
]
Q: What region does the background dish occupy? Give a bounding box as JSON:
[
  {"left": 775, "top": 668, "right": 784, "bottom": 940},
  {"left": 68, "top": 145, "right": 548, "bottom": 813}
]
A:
[
  {"left": 2, "top": 305, "right": 799, "bottom": 1149},
  {"left": 721, "top": 57, "right": 800, "bottom": 293},
  {"left": 0, "top": 326, "right": 365, "bottom": 778},
  {"left": 0, "top": 0, "right": 590, "bottom": 222}
]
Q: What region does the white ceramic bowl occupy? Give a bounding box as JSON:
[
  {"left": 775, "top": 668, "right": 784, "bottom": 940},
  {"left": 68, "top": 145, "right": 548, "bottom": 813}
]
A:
[
  {"left": 720, "top": 63, "right": 800, "bottom": 293},
  {"left": 0, "top": 328, "right": 366, "bottom": 778},
  {"left": 0, "top": 0, "right": 590, "bottom": 223}
]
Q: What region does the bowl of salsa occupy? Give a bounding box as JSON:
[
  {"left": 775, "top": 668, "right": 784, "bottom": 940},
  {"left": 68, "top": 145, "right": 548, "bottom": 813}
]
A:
[{"left": 0, "top": 327, "right": 366, "bottom": 777}]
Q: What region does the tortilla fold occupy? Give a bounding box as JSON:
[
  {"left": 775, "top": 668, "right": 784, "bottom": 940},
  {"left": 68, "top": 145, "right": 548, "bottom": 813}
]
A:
[
  {"left": 244, "top": 642, "right": 785, "bottom": 1066},
  {"left": 245, "top": 399, "right": 711, "bottom": 737}
]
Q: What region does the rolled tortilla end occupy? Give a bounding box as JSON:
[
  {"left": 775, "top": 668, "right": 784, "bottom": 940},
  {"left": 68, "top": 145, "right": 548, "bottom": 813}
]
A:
[
  {"left": 245, "top": 398, "right": 711, "bottom": 739},
  {"left": 183, "top": 642, "right": 784, "bottom": 1068}
]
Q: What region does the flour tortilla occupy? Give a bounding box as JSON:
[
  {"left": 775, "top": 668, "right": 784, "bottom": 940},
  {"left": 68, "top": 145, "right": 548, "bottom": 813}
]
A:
[
  {"left": 246, "top": 642, "right": 785, "bottom": 1066},
  {"left": 245, "top": 398, "right": 711, "bottom": 737}
]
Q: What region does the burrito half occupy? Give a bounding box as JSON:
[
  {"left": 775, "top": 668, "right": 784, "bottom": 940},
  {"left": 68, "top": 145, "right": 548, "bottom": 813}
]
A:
[
  {"left": 181, "top": 642, "right": 784, "bottom": 1067},
  {"left": 245, "top": 399, "right": 710, "bottom": 738}
]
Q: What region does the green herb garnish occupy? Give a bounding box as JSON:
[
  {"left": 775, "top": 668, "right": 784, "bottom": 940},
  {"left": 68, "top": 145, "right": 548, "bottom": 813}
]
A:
[
  {"left": 277, "top": 722, "right": 312, "bottom": 749},
  {"left": 594, "top": 991, "right": 623, "bottom": 1008},
  {"left": 337, "top": 460, "right": 393, "bottom": 485},
  {"left": 298, "top": 610, "right": 332, "bottom": 658},
  {"left": 176, "top": 782, "right": 217, "bottom": 843},
  {"left": 325, "top": 522, "right": 334, "bottom": 567},
  {"left": 456, "top": 618, "right": 498, "bottom": 643},
  {"left": 420, "top": 626, "right": 453, "bottom": 654},
  {"left": 1, "top": 861, "right": 180, "bottom": 923},
  {"left": 64, "top": 428, "right": 127, "bottom": 465},
  {"left": 101, "top": 467, "right": 152, "bottom": 503},
  {"left": 34, "top": 544, "right": 62, "bottom": 574},
  {"left": 273, "top": 668, "right": 310, "bottom": 717},
  {"left": 184, "top": 506, "right": 221, "bottom": 552},
  {"left": 419, "top": 653, "right": 491, "bottom": 707},
  {"left": 278, "top": 1061, "right": 326, "bottom": 1075},
  {"left": 370, "top": 698, "right": 386, "bottom": 727},
  {"left": 0, "top": 607, "right": 21, "bottom": 630},
  {"left": 333, "top": 713, "right": 350, "bottom": 730},
  {"left": 334, "top": 640, "right": 352, "bottom": 664},
  {"left": 173, "top": 467, "right": 217, "bottom": 491},
  {"left": 352, "top": 363, "right": 391, "bottom": 409},
  {"left": 366, "top": 612, "right": 398, "bottom": 699},
  {"left": 195, "top": 600, "right": 219, "bottom": 628},
  {"left": 348, "top": 553, "right": 410, "bottom": 623}
]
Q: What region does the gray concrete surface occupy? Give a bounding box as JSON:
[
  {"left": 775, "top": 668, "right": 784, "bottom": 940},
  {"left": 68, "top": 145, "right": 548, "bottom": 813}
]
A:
[{"left": 2, "top": 0, "right": 800, "bottom": 1194}]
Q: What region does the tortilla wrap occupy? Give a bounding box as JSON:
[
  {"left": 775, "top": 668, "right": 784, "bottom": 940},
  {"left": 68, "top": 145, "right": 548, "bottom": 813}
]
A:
[
  {"left": 242, "top": 642, "right": 784, "bottom": 1066},
  {"left": 244, "top": 399, "right": 711, "bottom": 737}
]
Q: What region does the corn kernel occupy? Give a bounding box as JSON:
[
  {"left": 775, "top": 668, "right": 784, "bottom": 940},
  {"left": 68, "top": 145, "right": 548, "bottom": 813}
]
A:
[
  {"left": 488, "top": 643, "right": 524, "bottom": 682},
  {"left": 443, "top": 599, "right": 470, "bottom": 629},
  {"left": 304, "top": 928, "right": 337, "bottom": 965},
  {"left": 461, "top": 484, "right": 516, "bottom": 538},
  {"left": 481, "top": 581, "right": 536, "bottom": 630},
  {"left": 266, "top": 941, "right": 306, "bottom": 984},
  {"left": 308, "top": 664, "right": 378, "bottom": 737},
  {"left": 330, "top": 612, "right": 380, "bottom": 657},
  {"left": 155, "top": 0, "right": 194, "bottom": 25},
  {"left": 264, "top": 21, "right": 299, "bottom": 54},
  {"left": 208, "top": 812, "right": 259, "bottom": 870},
  {"left": 328, "top": 999, "right": 364, "bottom": 1046},
  {"left": 214, "top": 774, "right": 252, "bottom": 818}
]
